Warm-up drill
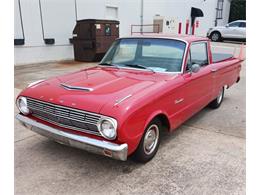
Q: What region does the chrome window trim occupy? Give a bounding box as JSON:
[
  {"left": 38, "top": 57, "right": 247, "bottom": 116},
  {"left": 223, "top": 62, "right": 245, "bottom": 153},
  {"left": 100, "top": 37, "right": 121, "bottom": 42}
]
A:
[{"left": 99, "top": 37, "right": 188, "bottom": 75}]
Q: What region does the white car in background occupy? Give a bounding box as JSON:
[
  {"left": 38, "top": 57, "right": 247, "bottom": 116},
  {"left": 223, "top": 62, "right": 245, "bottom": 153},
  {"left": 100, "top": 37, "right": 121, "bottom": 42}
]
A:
[{"left": 207, "top": 20, "right": 246, "bottom": 42}]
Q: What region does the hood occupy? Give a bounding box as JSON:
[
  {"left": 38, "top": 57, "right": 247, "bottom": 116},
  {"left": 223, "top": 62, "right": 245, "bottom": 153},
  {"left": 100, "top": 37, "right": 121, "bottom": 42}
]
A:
[{"left": 21, "top": 66, "right": 173, "bottom": 114}]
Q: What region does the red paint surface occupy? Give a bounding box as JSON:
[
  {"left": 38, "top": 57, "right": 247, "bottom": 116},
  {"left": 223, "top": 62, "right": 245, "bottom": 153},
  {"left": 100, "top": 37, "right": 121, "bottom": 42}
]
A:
[
  {"left": 192, "top": 24, "right": 195, "bottom": 35},
  {"left": 185, "top": 20, "right": 189, "bottom": 34},
  {"left": 196, "top": 20, "right": 199, "bottom": 28},
  {"left": 178, "top": 22, "right": 182, "bottom": 34},
  {"left": 17, "top": 35, "right": 242, "bottom": 155}
]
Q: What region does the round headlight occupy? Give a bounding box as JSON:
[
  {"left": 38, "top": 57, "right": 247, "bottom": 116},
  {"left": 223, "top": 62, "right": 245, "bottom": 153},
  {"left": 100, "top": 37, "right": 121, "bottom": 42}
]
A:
[
  {"left": 98, "top": 118, "right": 117, "bottom": 140},
  {"left": 17, "top": 97, "right": 30, "bottom": 115}
]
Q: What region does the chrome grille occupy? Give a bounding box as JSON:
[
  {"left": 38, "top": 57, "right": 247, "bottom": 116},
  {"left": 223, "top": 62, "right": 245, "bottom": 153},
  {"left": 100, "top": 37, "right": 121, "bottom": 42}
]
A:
[{"left": 27, "top": 98, "right": 101, "bottom": 136}]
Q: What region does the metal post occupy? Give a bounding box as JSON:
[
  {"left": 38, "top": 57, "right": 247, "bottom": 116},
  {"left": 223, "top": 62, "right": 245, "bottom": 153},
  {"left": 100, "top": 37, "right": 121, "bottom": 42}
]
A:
[
  {"left": 140, "top": 0, "right": 144, "bottom": 34},
  {"left": 215, "top": 7, "right": 218, "bottom": 26},
  {"left": 38, "top": 0, "right": 45, "bottom": 40},
  {"left": 74, "top": 0, "right": 78, "bottom": 21},
  {"left": 18, "top": 0, "right": 25, "bottom": 40}
]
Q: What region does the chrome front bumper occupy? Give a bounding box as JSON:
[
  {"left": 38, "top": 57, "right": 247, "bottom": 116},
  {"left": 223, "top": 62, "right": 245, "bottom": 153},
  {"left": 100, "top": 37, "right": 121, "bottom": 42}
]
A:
[{"left": 16, "top": 114, "right": 128, "bottom": 161}]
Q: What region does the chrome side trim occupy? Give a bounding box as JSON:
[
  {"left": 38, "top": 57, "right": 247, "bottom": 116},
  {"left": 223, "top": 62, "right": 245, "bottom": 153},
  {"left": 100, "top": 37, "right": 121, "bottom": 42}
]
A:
[
  {"left": 175, "top": 98, "right": 184, "bottom": 104},
  {"left": 60, "top": 83, "right": 93, "bottom": 92},
  {"left": 16, "top": 114, "right": 128, "bottom": 161},
  {"left": 211, "top": 68, "right": 218, "bottom": 72},
  {"left": 27, "top": 79, "right": 44, "bottom": 88},
  {"left": 114, "top": 94, "right": 132, "bottom": 106}
]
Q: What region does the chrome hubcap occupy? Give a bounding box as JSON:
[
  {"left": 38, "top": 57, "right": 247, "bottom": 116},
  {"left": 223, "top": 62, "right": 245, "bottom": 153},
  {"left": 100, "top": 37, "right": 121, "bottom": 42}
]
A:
[
  {"left": 143, "top": 124, "right": 159, "bottom": 155},
  {"left": 212, "top": 33, "right": 219, "bottom": 41},
  {"left": 217, "top": 88, "right": 223, "bottom": 104}
]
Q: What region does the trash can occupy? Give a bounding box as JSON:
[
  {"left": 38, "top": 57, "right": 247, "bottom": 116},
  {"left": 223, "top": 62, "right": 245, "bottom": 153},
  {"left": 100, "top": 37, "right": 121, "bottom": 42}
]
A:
[{"left": 72, "top": 19, "right": 119, "bottom": 62}]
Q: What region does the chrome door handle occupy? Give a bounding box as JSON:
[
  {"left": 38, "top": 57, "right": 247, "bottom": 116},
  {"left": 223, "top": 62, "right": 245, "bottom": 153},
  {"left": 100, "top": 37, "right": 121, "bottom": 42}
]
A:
[{"left": 211, "top": 68, "right": 218, "bottom": 72}]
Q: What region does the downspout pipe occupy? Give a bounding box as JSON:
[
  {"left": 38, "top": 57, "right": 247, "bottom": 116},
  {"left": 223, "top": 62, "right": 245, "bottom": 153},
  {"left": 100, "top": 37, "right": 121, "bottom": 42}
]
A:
[
  {"left": 38, "top": 0, "right": 55, "bottom": 44},
  {"left": 75, "top": 0, "right": 78, "bottom": 21},
  {"left": 140, "top": 0, "right": 144, "bottom": 34},
  {"left": 18, "top": 0, "right": 25, "bottom": 41},
  {"left": 14, "top": 0, "right": 25, "bottom": 45},
  {"left": 215, "top": 0, "right": 219, "bottom": 27}
]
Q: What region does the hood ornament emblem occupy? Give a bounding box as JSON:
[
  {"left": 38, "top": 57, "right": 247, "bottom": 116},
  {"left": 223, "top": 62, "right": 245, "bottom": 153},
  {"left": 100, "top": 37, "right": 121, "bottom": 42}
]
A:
[{"left": 60, "top": 83, "right": 93, "bottom": 92}]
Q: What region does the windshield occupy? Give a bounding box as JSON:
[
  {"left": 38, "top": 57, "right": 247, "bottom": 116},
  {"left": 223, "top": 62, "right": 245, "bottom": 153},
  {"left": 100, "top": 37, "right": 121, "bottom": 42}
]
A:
[{"left": 100, "top": 38, "right": 186, "bottom": 73}]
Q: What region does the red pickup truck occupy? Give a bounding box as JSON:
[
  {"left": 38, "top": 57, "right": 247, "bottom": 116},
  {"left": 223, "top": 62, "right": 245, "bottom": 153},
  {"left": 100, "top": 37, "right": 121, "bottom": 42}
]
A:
[{"left": 16, "top": 35, "right": 243, "bottom": 163}]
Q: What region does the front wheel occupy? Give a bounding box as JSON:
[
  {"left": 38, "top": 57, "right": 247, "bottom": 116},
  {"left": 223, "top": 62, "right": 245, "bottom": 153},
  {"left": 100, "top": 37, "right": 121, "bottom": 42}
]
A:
[
  {"left": 210, "top": 31, "right": 222, "bottom": 42},
  {"left": 209, "top": 87, "right": 224, "bottom": 109},
  {"left": 132, "top": 119, "right": 161, "bottom": 163}
]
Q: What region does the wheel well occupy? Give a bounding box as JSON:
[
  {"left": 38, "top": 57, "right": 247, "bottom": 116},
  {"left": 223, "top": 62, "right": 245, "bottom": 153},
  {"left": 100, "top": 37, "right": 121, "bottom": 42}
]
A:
[
  {"left": 154, "top": 114, "right": 170, "bottom": 132},
  {"left": 210, "top": 30, "right": 221, "bottom": 37}
]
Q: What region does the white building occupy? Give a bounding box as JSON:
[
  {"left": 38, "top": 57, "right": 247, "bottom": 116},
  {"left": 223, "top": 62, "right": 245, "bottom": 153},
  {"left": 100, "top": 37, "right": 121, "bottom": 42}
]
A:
[{"left": 15, "top": 0, "right": 231, "bottom": 65}]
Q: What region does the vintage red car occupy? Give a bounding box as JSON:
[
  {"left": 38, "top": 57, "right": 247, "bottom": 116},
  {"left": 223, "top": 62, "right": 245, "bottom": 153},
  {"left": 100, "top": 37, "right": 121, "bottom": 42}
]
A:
[{"left": 16, "top": 34, "right": 243, "bottom": 162}]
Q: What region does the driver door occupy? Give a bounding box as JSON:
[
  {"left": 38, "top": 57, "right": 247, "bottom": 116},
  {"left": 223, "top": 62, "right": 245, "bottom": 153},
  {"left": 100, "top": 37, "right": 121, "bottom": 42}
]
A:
[{"left": 176, "top": 42, "right": 213, "bottom": 123}]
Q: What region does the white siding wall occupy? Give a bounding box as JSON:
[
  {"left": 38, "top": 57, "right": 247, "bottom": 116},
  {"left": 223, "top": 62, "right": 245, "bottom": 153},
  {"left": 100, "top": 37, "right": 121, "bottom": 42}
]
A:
[
  {"left": 40, "top": 0, "right": 76, "bottom": 45},
  {"left": 14, "top": 0, "right": 23, "bottom": 39},
  {"left": 143, "top": 0, "right": 231, "bottom": 36},
  {"left": 118, "top": 0, "right": 141, "bottom": 37},
  {"left": 14, "top": 0, "right": 231, "bottom": 65},
  {"left": 19, "top": 0, "right": 44, "bottom": 46}
]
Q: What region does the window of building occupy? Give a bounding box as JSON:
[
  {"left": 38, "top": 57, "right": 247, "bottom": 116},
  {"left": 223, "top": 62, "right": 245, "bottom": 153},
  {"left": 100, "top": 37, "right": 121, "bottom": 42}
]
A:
[
  {"left": 216, "top": 0, "right": 224, "bottom": 19},
  {"left": 106, "top": 6, "right": 118, "bottom": 19}
]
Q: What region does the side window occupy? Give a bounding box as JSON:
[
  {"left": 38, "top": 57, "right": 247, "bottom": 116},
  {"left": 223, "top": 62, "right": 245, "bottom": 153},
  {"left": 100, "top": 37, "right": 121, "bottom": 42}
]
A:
[
  {"left": 239, "top": 22, "right": 246, "bottom": 28},
  {"left": 189, "top": 43, "right": 208, "bottom": 67},
  {"left": 228, "top": 22, "right": 240, "bottom": 27}
]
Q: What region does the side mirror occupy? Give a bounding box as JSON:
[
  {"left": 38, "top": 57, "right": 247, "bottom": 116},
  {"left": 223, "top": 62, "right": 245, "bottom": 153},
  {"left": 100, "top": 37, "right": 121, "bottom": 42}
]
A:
[
  {"left": 191, "top": 64, "right": 201, "bottom": 73},
  {"left": 225, "top": 24, "right": 229, "bottom": 28}
]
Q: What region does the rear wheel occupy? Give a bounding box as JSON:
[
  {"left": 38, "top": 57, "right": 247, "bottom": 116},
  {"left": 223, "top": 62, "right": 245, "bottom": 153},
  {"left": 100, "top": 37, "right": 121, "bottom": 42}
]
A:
[
  {"left": 210, "top": 31, "right": 222, "bottom": 42},
  {"left": 209, "top": 87, "right": 224, "bottom": 109},
  {"left": 132, "top": 118, "right": 161, "bottom": 163}
]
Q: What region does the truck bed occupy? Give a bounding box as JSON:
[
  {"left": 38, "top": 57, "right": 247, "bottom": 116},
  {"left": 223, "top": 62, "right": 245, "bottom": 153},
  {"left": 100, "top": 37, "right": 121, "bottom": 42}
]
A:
[{"left": 212, "top": 53, "right": 234, "bottom": 63}]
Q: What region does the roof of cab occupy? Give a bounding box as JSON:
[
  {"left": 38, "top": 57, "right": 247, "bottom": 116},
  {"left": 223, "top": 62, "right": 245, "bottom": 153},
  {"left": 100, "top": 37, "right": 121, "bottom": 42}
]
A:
[{"left": 121, "top": 33, "right": 209, "bottom": 43}]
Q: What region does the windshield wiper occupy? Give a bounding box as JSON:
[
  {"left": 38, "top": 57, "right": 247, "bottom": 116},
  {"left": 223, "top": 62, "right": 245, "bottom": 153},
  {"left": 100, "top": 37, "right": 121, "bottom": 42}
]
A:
[
  {"left": 98, "top": 62, "right": 120, "bottom": 68},
  {"left": 124, "top": 64, "right": 155, "bottom": 73}
]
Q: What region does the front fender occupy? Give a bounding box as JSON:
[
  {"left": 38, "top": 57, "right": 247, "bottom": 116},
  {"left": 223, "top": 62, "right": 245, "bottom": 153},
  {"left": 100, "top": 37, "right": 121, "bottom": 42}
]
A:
[
  {"left": 143, "top": 110, "right": 169, "bottom": 131},
  {"left": 117, "top": 105, "right": 170, "bottom": 155}
]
